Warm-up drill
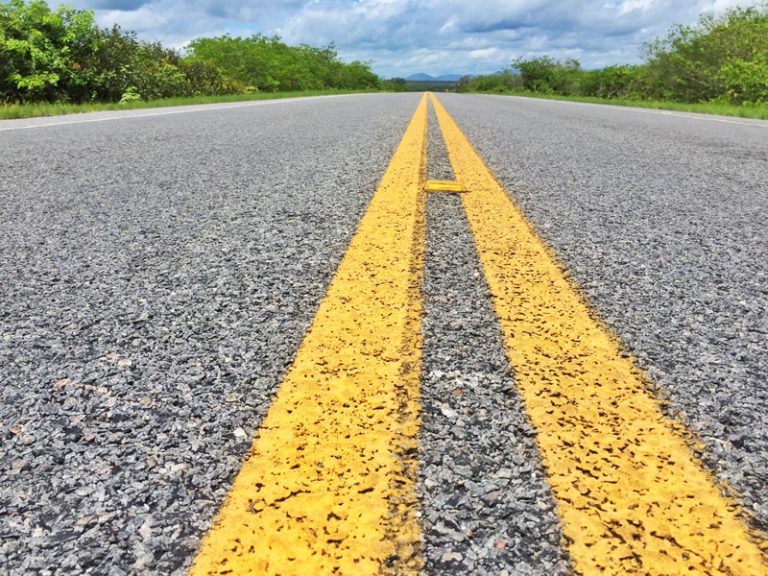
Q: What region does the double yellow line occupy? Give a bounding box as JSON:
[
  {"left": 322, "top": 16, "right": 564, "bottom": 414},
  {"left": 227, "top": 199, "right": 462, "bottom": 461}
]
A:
[{"left": 190, "top": 94, "right": 767, "bottom": 575}]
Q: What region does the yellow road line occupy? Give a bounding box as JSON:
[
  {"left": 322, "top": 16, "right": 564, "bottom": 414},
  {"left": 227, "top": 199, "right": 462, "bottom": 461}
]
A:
[
  {"left": 430, "top": 94, "right": 768, "bottom": 576},
  {"left": 424, "top": 180, "right": 466, "bottom": 193},
  {"left": 189, "top": 95, "right": 428, "bottom": 575}
]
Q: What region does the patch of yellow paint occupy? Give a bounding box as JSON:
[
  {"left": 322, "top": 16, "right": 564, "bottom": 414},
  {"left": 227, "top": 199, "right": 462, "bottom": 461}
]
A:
[
  {"left": 424, "top": 180, "right": 466, "bottom": 193},
  {"left": 189, "top": 95, "right": 428, "bottom": 575},
  {"left": 430, "top": 93, "right": 768, "bottom": 576}
]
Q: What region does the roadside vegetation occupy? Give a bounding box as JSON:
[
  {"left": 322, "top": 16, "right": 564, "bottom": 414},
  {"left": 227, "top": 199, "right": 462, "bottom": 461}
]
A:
[
  {"left": 457, "top": 4, "right": 768, "bottom": 118},
  {"left": 0, "top": 89, "right": 378, "bottom": 120},
  {"left": 0, "top": 0, "right": 379, "bottom": 118}
]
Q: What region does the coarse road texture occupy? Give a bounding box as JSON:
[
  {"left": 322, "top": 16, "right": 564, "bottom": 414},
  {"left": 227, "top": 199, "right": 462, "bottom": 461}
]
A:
[
  {"left": 189, "top": 95, "right": 428, "bottom": 575},
  {"left": 1, "top": 92, "right": 767, "bottom": 575},
  {"left": 419, "top": 104, "right": 571, "bottom": 575},
  {"left": 433, "top": 93, "right": 768, "bottom": 539},
  {"left": 431, "top": 94, "right": 765, "bottom": 575},
  {"left": 0, "top": 94, "right": 422, "bottom": 574}
]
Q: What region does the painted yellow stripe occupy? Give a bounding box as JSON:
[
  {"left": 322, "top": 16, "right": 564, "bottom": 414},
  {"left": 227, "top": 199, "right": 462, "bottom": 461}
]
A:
[
  {"left": 424, "top": 180, "right": 466, "bottom": 193},
  {"left": 189, "top": 95, "right": 428, "bottom": 575},
  {"left": 430, "top": 94, "right": 768, "bottom": 575}
]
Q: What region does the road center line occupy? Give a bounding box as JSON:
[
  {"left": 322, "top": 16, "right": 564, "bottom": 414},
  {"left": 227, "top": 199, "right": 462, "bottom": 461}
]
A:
[
  {"left": 430, "top": 93, "right": 768, "bottom": 575},
  {"left": 188, "top": 94, "right": 427, "bottom": 576}
]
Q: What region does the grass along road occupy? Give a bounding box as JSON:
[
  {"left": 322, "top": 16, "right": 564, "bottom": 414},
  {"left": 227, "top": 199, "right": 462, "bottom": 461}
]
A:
[
  {"left": 456, "top": 90, "right": 768, "bottom": 120},
  {"left": 0, "top": 89, "right": 378, "bottom": 120}
]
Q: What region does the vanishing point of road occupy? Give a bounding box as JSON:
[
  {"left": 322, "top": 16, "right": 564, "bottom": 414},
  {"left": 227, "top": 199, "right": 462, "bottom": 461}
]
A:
[{"left": 1, "top": 93, "right": 767, "bottom": 575}]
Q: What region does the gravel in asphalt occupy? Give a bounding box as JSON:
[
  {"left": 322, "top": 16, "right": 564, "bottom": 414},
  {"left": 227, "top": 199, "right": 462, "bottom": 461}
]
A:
[
  {"left": 3, "top": 92, "right": 767, "bottom": 574},
  {"left": 417, "top": 103, "right": 571, "bottom": 576},
  {"left": 436, "top": 93, "right": 768, "bottom": 536},
  {"left": 0, "top": 94, "right": 421, "bottom": 575}
]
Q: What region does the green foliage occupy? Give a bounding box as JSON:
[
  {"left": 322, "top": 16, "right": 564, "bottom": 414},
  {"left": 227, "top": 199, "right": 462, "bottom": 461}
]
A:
[
  {"left": 721, "top": 57, "right": 768, "bottom": 103},
  {"left": 643, "top": 4, "right": 768, "bottom": 102},
  {"left": 460, "top": 4, "right": 768, "bottom": 105},
  {"left": 584, "top": 65, "right": 644, "bottom": 99},
  {"left": 382, "top": 77, "right": 407, "bottom": 91},
  {"left": 118, "top": 85, "right": 140, "bottom": 103},
  {"left": 335, "top": 60, "right": 379, "bottom": 89},
  {"left": 186, "top": 35, "right": 378, "bottom": 92},
  {"left": 1, "top": 0, "right": 380, "bottom": 104},
  {"left": 514, "top": 56, "right": 559, "bottom": 92},
  {"left": 179, "top": 58, "right": 242, "bottom": 95},
  {"left": 0, "top": 0, "right": 101, "bottom": 101},
  {"left": 457, "top": 70, "right": 521, "bottom": 93}
]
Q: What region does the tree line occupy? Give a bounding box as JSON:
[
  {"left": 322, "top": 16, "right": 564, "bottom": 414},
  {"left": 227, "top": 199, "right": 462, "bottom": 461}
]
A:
[
  {"left": 458, "top": 4, "right": 768, "bottom": 104},
  {"left": 0, "top": 0, "right": 380, "bottom": 104}
]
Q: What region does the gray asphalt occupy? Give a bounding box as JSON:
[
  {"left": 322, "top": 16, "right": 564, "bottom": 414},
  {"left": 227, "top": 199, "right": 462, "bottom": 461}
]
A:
[
  {"left": 1, "top": 93, "right": 767, "bottom": 575},
  {"left": 418, "top": 102, "right": 571, "bottom": 576},
  {"left": 0, "top": 94, "right": 421, "bottom": 574},
  {"left": 436, "top": 93, "right": 768, "bottom": 536}
]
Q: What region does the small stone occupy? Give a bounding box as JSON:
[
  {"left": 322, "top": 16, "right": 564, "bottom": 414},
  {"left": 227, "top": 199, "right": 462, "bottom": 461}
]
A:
[
  {"left": 495, "top": 468, "right": 513, "bottom": 480},
  {"left": 168, "top": 463, "right": 189, "bottom": 475},
  {"left": 439, "top": 405, "right": 458, "bottom": 419},
  {"left": 54, "top": 378, "right": 71, "bottom": 390},
  {"left": 234, "top": 427, "right": 248, "bottom": 442},
  {"left": 441, "top": 551, "right": 463, "bottom": 563},
  {"left": 139, "top": 519, "right": 152, "bottom": 542}
]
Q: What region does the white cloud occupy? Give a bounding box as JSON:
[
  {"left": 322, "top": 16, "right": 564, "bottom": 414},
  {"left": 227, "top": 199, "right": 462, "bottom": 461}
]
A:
[
  {"left": 470, "top": 47, "right": 500, "bottom": 59},
  {"left": 57, "top": 0, "right": 764, "bottom": 77}
]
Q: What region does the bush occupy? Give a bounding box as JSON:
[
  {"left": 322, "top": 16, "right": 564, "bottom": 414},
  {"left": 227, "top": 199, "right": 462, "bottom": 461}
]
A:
[
  {"left": 1, "top": 1, "right": 383, "bottom": 104},
  {"left": 643, "top": 5, "right": 768, "bottom": 102},
  {"left": 0, "top": 0, "right": 101, "bottom": 102},
  {"left": 460, "top": 5, "right": 768, "bottom": 105},
  {"left": 721, "top": 57, "right": 768, "bottom": 103},
  {"left": 118, "top": 85, "right": 140, "bottom": 104},
  {"left": 186, "top": 34, "right": 380, "bottom": 92}
]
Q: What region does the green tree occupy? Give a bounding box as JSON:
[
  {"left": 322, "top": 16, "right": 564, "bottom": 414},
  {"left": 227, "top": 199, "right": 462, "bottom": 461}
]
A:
[
  {"left": 513, "top": 56, "right": 558, "bottom": 92},
  {"left": 0, "top": 0, "right": 100, "bottom": 101},
  {"left": 186, "top": 34, "right": 379, "bottom": 92},
  {"left": 721, "top": 57, "right": 768, "bottom": 103},
  {"left": 644, "top": 4, "right": 768, "bottom": 101}
]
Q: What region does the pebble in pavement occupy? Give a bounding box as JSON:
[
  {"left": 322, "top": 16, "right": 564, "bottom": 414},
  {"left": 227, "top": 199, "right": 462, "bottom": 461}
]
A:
[{"left": 416, "top": 104, "right": 572, "bottom": 576}]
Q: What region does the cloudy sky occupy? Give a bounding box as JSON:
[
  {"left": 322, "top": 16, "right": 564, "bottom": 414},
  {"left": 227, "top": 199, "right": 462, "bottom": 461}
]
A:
[{"left": 57, "top": 0, "right": 758, "bottom": 77}]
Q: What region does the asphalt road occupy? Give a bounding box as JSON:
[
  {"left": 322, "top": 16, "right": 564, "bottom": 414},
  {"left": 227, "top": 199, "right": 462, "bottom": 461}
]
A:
[
  {"left": 1, "top": 93, "right": 767, "bottom": 575},
  {"left": 436, "top": 93, "right": 768, "bottom": 538}
]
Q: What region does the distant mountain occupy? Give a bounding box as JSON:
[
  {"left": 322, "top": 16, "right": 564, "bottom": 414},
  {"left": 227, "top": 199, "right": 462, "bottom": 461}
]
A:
[
  {"left": 405, "top": 73, "right": 463, "bottom": 82},
  {"left": 435, "top": 74, "right": 464, "bottom": 81}
]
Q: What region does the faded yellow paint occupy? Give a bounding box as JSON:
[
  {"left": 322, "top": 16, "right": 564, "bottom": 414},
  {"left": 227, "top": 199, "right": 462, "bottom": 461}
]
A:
[
  {"left": 430, "top": 94, "right": 768, "bottom": 576},
  {"left": 424, "top": 180, "right": 466, "bottom": 193},
  {"left": 189, "top": 95, "right": 428, "bottom": 575}
]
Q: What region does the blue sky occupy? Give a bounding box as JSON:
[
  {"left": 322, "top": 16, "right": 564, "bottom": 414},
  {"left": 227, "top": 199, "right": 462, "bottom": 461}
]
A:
[{"left": 59, "top": 0, "right": 759, "bottom": 77}]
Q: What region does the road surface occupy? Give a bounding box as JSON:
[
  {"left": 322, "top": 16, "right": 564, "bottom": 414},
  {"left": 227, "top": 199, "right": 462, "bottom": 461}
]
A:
[{"left": 1, "top": 93, "right": 767, "bottom": 575}]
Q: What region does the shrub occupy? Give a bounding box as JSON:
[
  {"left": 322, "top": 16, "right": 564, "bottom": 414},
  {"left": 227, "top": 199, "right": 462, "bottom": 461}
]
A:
[
  {"left": 118, "top": 85, "right": 141, "bottom": 103},
  {"left": 721, "top": 57, "right": 768, "bottom": 103}
]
